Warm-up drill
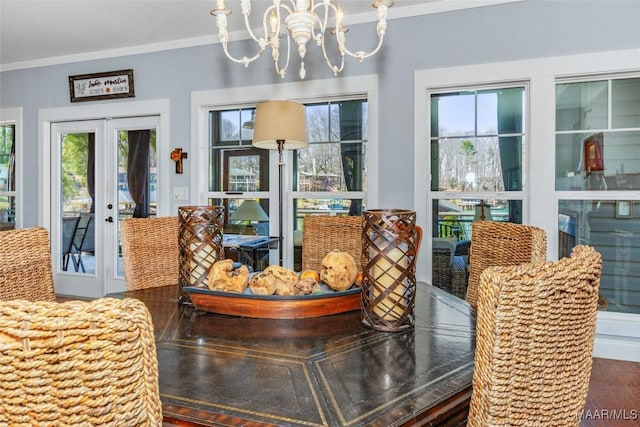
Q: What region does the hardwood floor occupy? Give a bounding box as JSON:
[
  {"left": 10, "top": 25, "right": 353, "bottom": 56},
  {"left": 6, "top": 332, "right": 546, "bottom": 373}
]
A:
[{"left": 581, "top": 358, "right": 640, "bottom": 427}]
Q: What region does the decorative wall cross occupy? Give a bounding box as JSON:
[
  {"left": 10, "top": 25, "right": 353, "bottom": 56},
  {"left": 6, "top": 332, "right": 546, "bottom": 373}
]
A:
[{"left": 171, "top": 148, "right": 188, "bottom": 174}]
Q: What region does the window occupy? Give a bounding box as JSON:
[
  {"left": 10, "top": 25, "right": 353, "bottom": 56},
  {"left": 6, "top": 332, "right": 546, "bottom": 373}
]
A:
[
  {"left": 208, "top": 107, "right": 271, "bottom": 235},
  {"left": 430, "top": 86, "right": 527, "bottom": 237},
  {"left": 0, "top": 123, "right": 16, "bottom": 229},
  {"left": 294, "top": 99, "right": 367, "bottom": 217},
  {"left": 428, "top": 85, "right": 527, "bottom": 295},
  {"left": 556, "top": 75, "right": 640, "bottom": 314},
  {"left": 207, "top": 99, "right": 368, "bottom": 269}
]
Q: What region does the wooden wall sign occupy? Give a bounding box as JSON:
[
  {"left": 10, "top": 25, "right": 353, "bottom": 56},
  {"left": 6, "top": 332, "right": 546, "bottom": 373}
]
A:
[{"left": 69, "top": 69, "right": 135, "bottom": 102}]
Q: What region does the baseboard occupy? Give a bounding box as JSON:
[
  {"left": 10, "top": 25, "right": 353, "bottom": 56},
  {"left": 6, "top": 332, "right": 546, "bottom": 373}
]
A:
[{"left": 593, "top": 311, "right": 640, "bottom": 362}]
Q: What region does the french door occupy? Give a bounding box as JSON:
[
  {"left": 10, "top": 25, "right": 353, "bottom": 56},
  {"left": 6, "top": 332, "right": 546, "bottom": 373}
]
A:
[{"left": 50, "top": 116, "right": 160, "bottom": 297}]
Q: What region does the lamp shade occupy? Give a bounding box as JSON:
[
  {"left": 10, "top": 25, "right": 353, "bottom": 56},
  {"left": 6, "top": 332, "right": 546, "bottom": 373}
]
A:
[
  {"left": 230, "top": 200, "right": 269, "bottom": 222},
  {"left": 252, "top": 101, "right": 308, "bottom": 150}
]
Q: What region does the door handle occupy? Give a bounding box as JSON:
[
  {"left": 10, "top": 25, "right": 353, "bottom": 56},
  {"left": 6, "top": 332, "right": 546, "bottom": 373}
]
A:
[{"left": 105, "top": 216, "right": 114, "bottom": 223}]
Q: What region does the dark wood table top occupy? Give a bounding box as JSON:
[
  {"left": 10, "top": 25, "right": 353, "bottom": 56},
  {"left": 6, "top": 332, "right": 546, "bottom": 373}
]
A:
[{"left": 109, "top": 283, "right": 476, "bottom": 426}]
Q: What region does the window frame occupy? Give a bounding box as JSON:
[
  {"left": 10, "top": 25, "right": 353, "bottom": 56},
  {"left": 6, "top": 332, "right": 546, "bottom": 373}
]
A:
[
  {"left": 414, "top": 48, "right": 640, "bottom": 362},
  {"left": 191, "top": 76, "right": 379, "bottom": 268},
  {"left": 428, "top": 83, "right": 529, "bottom": 238}
]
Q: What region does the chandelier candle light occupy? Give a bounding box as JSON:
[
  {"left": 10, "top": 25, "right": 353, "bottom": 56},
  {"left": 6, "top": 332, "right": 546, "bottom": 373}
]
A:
[{"left": 211, "top": 0, "right": 394, "bottom": 79}]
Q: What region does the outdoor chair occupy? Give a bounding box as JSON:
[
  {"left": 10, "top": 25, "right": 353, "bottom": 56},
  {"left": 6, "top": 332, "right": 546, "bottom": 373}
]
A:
[
  {"left": 71, "top": 212, "right": 94, "bottom": 272},
  {"left": 121, "top": 216, "right": 179, "bottom": 290},
  {"left": 466, "top": 221, "right": 547, "bottom": 309},
  {"left": 432, "top": 238, "right": 468, "bottom": 299},
  {"left": 0, "top": 297, "right": 162, "bottom": 426},
  {"left": 0, "top": 226, "right": 55, "bottom": 301},
  {"left": 468, "top": 245, "right": 602, "bottom": 426},
  {"left": 301, "top": 215, "right": 363, "bottom": 273},
  {"left": 61, "top": 216, "right": 80, "bottom": 271}
]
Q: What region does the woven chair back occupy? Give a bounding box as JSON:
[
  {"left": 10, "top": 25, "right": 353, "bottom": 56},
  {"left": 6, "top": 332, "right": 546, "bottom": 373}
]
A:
[
  {"left": 301, "top": 215, "right": 363, "bottom": 273},
  {"left": 466, "top": 221, "right": 547, "bottom": 308},
  {"left": 0, "top": 226, "right": 55, "bottom": 301},
  {"left": 121, "top": 216, "right": 179, "bottom": 290},
  {"left": 0, "top": 297, "right": 163, "bottom": 426},
  {"left": 468, "top": 245, "right": 602, "bottom": 427}
]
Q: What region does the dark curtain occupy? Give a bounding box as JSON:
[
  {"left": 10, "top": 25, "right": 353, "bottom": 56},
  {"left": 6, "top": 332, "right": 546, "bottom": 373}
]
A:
[
  {"left": 127, "top": 130, "right": 151, "bottom": 218},
  {"left": 87, "top": 133, "right": 95, "bottom": 213},
  {"left": 497, "top": 89, "right": 524, "bottom": 224},
  {"left": 431, "top": 96, "right": 440, "bottom": 236},
  {"left": 338, "top": 101, "right": 363, "bottom": 216},
  {"left": 7, "top": 126, "right": 16, "bottom": 222}
]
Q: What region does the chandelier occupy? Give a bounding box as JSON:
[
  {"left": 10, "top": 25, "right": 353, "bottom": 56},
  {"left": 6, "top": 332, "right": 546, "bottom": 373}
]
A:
[{"left": 211, "top": 0, "right": 394, "bottom": 80}]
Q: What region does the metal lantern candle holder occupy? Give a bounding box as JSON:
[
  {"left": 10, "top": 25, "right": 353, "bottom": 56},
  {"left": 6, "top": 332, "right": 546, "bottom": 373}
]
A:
[
  {"left": 361, "top": 209, "right": 422, "bottom": 332},
  {"left": 178, "top": 206, "right": 225, "bottom": 288}
]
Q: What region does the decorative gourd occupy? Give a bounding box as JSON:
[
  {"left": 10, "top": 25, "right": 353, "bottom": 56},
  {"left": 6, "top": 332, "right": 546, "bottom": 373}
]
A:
[
  {"left": 208, "top": 259, "right": 250, "bottom": 293},
  {"left": 320, "top": 250, "right": 357, "bottom": 291}
]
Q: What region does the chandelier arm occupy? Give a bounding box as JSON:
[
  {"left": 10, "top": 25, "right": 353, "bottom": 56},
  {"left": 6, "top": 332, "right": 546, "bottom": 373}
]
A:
[
  {"left": 339, "top": 3, "right": 389, "bottom": 62},
  {"left": 340, "top": 33, "right": 386, "bottom": 62},
  {"left": 242, "top": 14, "right": 265, "bottom": 45},
  {"left": 310, "top": 1, "right": 331, "bottom": 43},
  {"left": 319, "top": 31, "right": 344, "bottom": 76},
  {"left": 220, "top": 41, "right": 265, "bottom": 66}
]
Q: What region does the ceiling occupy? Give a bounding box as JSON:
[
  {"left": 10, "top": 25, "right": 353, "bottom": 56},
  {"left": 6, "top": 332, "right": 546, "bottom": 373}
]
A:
[{"left": 0, "top": 0, "right": 457, "bottom": 70}]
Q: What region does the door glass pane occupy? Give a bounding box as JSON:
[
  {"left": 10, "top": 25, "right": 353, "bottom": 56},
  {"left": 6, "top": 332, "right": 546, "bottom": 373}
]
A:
[
  {"left": 116, "top": 129, "right": 157, "bottom": 276},
  {"left": 0, "top": 124, "right": 15, "bottom": 230},
  {"left": 117, "top": 129, "right": 157, "bottom": 219},
  {"left": 60, "top": 132, "right": 94, "bottom": 273}
]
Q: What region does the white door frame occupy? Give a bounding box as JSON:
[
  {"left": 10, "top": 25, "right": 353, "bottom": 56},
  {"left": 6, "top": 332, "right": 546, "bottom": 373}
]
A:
[{"left": 39, "top": 99, "right": 170, "bottom": 296}]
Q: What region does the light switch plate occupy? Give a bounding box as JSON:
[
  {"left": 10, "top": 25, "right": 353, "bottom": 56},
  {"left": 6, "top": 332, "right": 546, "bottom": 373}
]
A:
[{"left": 173, "top": 187, "right": 189, "bottom": 200}]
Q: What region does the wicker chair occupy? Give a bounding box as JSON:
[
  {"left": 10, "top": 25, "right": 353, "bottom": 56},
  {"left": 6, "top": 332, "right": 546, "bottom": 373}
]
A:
[
  {"left": 0, "top": 226, "right": 55, "bottom": 301},
  {"left": 0, "top": 297, "right": 163, "bottom": 426},
  {"left": 301, "top": 215, "right": 363, "bottom": 273},
  {"left": 432, "top": 238, "right": 467, "bottom": 299},
  {"left": 468, "top": 245, "right": 602, "bottom": 427},
  {"left": 466, "top": 221, "right": 547, "bottom": 309},
  {"left": 121, "top": 216, "right": 179, "bottom": 290}
]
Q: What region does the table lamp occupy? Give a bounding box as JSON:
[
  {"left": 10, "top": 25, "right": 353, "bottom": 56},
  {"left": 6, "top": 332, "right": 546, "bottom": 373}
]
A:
[
  {"left": 252, "top": 100, "right": 308, "bottom": 266},
  {"left": 230, "top": 200, "right": 269, "bottom": 235},
  {"left": 230, "top": 200, "right": 269, "bottom": 223}
]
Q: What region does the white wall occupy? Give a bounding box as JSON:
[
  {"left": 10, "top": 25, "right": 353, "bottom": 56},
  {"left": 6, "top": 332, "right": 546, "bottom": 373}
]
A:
[{"left": 1, "top": 0, "right": 638, "bottom": 228}]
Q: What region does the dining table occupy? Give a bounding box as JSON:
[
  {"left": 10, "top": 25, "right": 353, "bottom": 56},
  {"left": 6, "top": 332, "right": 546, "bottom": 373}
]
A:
[{"left": 108, "top": 282, "right": 476, "bottom": 426}]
